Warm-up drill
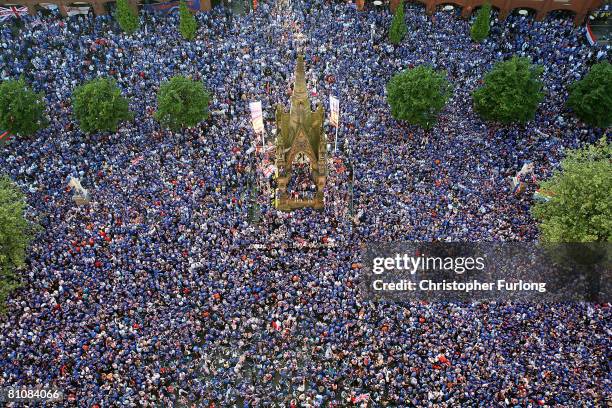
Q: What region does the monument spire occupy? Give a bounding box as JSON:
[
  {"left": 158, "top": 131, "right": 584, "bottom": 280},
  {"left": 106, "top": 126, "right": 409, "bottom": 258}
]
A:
[{"left": 293, "top": 54, "right": 308, "bottom": 99}]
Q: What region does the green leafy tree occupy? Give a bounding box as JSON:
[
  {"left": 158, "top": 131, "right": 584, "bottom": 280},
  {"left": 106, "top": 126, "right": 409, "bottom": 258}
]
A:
[
  {"left": 0, "top": 176, "right": 35, "bottom": 313},
  {"left": 566, "top": 62, "right": 612, "bottom": 128},
  {"left": 388, "top": 0, "right": 407, "bottom": 45},
  {"left": 533, "top": 138, "right": 611, "bottom": 243},
  {"left": 473, "top": 56, "right": 544, "bottom": 124},
  {"left": 386, "top": 65, "right": 453, "bottom": 129},
  {"left": 179, "top": 0, "right": 198, "bottom": 41},
  {"left": 0, "top": 78, "right": 47, "bottom": 137},
  {"left": 532, "top": 138, "right": 610, "bottom": 301},
  {"left": 470, "top": 2, "right": 491, "bottom": 42},
  {"left": 115, "top": 0, "right": 140, "bottom": 35},
  {"left": 72, "top": 78, "right": 133, "bottom": 134},
  {"left": 155, "top": 76, "right": 211, "bottom": 131}
]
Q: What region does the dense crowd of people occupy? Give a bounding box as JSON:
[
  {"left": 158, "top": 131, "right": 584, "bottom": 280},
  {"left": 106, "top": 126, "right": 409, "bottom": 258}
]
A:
[
  {"left": 0, "top": 0, "right": 610, "bottom": 406},
  {"left": 287, "top": 160, "right": 317, "bottom": 200}
]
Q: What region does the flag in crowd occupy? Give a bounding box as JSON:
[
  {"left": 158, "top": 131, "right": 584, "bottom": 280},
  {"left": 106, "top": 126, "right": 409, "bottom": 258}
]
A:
[
  {"left": 131, "top": 155, "right": 144, "bottom": 165},
  {"left": 517, "top": 161, "right": 536, "bottom": 182},
  {"left": 249, "top": 101, "right": 265, "bottom": 134},
  {"left": 263, "top": 164, "right": 276, "bottom": 178},
  {"left": 352, "top": 393, "right": 370, "bottom": 403},
  {"left": 0, "top": 6, "right": 28, "bottom": 21},
  {"left": 585, "top": 23, "right": 597, "bottom": 45},
  {"left": 329, "top": 95, "right": 340, "bottom": 127}
]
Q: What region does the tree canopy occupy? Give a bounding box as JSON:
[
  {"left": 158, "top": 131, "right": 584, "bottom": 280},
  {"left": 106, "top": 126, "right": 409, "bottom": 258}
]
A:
[
  {"left": 470, "top": 2, "right": 491, "bottom": 42},
  {"left": 72, "top": 78, "right": 133, "bottom": 134},
  {"left": 532, "top": 138, "right": 611, "bottom": 243},
  {"left": 0, "top": 78, "right": 47, "bottom": 138},
  {"left": 473, "top": 56, "right": 545, "bottom": 124},
  {"left": 0, "top": 176, "right": 35, "bottom": 313},
  {"left": 389, "top": 0, "right": 407, "bottom": 45},
  {"left": 386, "top": 65, "right": 452, "bottom": 129},
  {"left": 566, "top": 62, "right": 612, "bottom": 128},
  {"left": 155, "top": 76, "right": 211, "bottom": 131},
  {"left": 179, "top": 0, "right": 198, "bottom": 41},
  {"left": 115, "top": 0, "right": 140, "bottom": 35}
]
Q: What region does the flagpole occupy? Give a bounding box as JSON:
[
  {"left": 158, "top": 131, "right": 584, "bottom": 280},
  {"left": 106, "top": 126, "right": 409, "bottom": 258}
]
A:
[{"left": 334, "top": 124, "right": 339, "bottom": 154}]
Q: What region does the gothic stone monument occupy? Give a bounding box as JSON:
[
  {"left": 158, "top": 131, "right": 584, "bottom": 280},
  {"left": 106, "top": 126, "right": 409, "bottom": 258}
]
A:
[{"left": 275, "top": 55, "right": 327, "bottom": 211}]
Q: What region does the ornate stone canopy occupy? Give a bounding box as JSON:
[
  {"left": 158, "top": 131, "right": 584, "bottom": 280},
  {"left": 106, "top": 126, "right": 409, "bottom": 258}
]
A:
[{"left": 275, "top": 55, "right": 327, "bottom": 211}]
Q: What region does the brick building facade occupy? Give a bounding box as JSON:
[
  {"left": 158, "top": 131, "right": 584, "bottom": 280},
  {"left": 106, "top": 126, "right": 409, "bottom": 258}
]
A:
[
  {"left": 388, "top": 0, "right": 604, "bottom": 25},
  {"left": 0, "top": 0, "right": 211, "bottom": 16},
  {"left": 0, "top": 0, "right": 603, "bottom": 25}
]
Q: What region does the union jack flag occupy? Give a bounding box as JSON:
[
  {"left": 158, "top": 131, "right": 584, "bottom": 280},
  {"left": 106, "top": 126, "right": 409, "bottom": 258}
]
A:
[
  {"left": 130, "top": 155, "right": 144, "bottom": 165},
  {"left": 0, "top": 6, "right": 28, "bottom": 21},
  {"left": 351, "top": 393, "right": 370, "bottom": 404}
]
